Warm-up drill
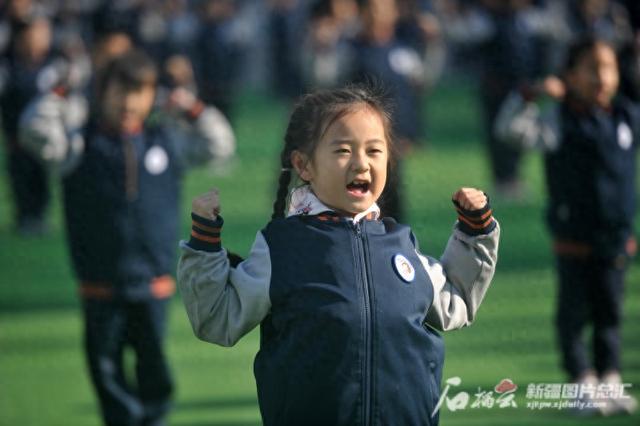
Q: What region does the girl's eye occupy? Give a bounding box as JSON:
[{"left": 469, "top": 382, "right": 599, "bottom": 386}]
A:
[
  {"left": 334, "top": 148, "right": 350, "bottom": 154},
  {"left": 368, "top": 149, "right": 384, "bottom": 155}
]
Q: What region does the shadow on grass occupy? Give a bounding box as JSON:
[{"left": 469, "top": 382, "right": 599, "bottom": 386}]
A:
[
  {"left": 76, "top": 396, "right": 260, "bottom": 422},
  {"left": 0, "top": 299, "right": 81, "bottom": 314},
  {"left": 172, "top": 421, "right": 261, "bottom": 426},
  {"left": 172, "top": 395, "right": 261, "bottom": 426},
  {"left": 174, "top": 396, "right": 258, "bottom": 411}
]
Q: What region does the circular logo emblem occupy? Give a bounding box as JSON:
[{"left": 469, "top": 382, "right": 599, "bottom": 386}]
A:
[
  {"left": 393, "top": 254, "right": 415, "bottom": 283},
  {"left": 617, "top": 121, "right": 633, "bottom": 150},
  {"left": 144, "top": 145, "right": 169, "bottom": 175}
]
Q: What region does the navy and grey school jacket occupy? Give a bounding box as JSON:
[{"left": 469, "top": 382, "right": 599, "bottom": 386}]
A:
[
  {"left": 495, "top": 92, "right": 639, "bottom": 257},
  {"left": 18, "top": 91, "right": 236, "bottom": 300},
  {"left": 177, "top": 206, "right": 500, "bottom": 425}
]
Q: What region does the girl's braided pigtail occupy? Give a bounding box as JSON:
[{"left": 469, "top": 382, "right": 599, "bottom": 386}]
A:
[
  {"left": 271, "top": 144, "right": 294, "bottom": 219},
  {"left": 271, "top": 168, "right": 292, "bottom": 219}
]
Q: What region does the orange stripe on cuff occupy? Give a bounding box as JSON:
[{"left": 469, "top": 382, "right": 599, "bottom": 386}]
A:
[
  {"left": 192, "top": 221, "right": 221, "bottom": 233},
  {"left": 190, "top": 230, "right": 221, "bottom": 243},
  {"left": 188, "top": 101, "right": 206, "bottom": 119},
  {"left": 458, "top": 214, "right": 494, "bottom": 230},
  {"left": 456, "top": 208, "right": 493, "bottom": 222}
]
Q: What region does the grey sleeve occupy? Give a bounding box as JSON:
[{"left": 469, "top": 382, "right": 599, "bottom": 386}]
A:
[
  {"left": 493, "top": 91, "right": 560, "bottom": 152},
  {"left": 168, "top": 105, "right": 236, "bottom": 169},
  {"left": 18, "top": 92, "right": 88, "bottom": 175},
  {"left": 177, "top": 231, "right": 271, "bottom": 347},
  {"left": 421, "top": 221, "right": 500, "bottom": 331}
]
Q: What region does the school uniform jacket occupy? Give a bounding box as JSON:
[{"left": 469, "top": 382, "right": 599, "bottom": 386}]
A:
[
  {"left": 18, "top": 90, "right": 236, "bottom": 300},
  {"left": 495, "top": 91, "right": 638, "bottom": 257},
  {"left": 177, "top": 187, "right": 500, "bottom": 425}
]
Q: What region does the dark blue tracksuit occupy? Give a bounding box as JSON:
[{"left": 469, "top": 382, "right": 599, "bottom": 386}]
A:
[
  {"left": 256, "top": 216, "right": 444, "bottom": 425},
  {"left": 64, "top": 122, "right": 182, "bottom": 425},
  {"left": 547, "top": 97, "right": 638, "bottom": 379}
]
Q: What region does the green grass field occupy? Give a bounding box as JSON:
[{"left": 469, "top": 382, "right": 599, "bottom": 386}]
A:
[{"left": 1, "top": 79, "right": 638, "bottom": 426}]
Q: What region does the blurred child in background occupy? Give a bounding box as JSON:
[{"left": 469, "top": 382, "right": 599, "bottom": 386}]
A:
[
  {"left": 194, "top": 0, "right": 247, "bottom": 121},
  {"left": 19, "top": 49, "right": 236, "bottom": 426},
  {"left": 495, "top": 37, "right": 638, "bottom": 416},
  {"left": 302, "top": 0, "right": 355, "bottom": 90},
  {"left": 0, "top": 15, "right": 58, "bottom": 235},
  {"left": 476, "top": 0, "right": 543, "bottom": 200},
  {"left": 268, "top": 0, "right": 308, "bottom": 100}
]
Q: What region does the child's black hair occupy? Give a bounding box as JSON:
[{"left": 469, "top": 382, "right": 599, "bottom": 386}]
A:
[
  {"left": 563, "top": 36, "right": 616, "bottom": 74},
  {"left": 271, "top": 83, "right": 396, "bottom": 219},
  {"left": 310, "top": 0, "right": 333, "bottom": 20},
  {"left": 96, "top": 49, "right": 158, "bottom": 100}
]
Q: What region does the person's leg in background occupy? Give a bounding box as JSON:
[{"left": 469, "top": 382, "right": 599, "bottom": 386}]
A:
[
  {"left": 591, "top": 256, "right": 638, "bottom": 415},
  {"left": 83, "top": 299, "right": 144, "bottom": 426},
  {"left": 7, "top": 145, "right": 50, "bottom": 235},
  {"left": 127, "top": 298, "right": 174, "bottom": 426},
  {"left": 555, "top": 256, "right": 593, "bottom": 381}
]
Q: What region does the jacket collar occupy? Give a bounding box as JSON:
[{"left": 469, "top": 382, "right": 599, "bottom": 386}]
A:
[{"left": 287, "top": 185, "right": 381, "bottom": 223}]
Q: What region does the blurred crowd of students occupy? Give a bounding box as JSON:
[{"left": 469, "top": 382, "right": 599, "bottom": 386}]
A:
[{"left": 3, "top": 0, "right": 640, "bottom": 230}]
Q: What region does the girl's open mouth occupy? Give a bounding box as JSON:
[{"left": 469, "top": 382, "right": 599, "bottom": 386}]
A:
[{"left": 346, "top": 181, "right": 370, "bottom": 197}]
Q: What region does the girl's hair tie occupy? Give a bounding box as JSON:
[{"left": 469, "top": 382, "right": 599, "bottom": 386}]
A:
[{"left": 281, "top": 167, "right": 292, "bottom": 172}]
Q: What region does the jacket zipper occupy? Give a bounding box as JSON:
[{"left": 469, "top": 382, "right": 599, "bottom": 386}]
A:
[
  {"left": 123, "top": 137, "right": 138, "bottom": 201},
  {"left": 353, "top": 221, "right": 373, "bottom": 425}
]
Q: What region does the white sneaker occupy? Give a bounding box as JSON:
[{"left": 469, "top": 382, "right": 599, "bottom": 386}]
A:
[
  {"left": 599, "top": 371, "right": 638, "bottom": 416},
  {"left": 570, "top": 371, "right": 601, "bottom": 417}
]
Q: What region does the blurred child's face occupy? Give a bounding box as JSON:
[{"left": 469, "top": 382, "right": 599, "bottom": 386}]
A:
[
  {"left": 102, "top": 82, "right": 156, "bottom": 133},
  {"left": 566, "top": 43, "right": 619, "bottom": 108},
  {"left": 94, "top": 33, "right": 132, "bottom": 71},
  {"left": 294, "top": 106, "right": 389, "bottom": 216},
  {"left": 362, "top": 0, "right": 399, "bottom": 30},
  {"left": 17, "top": 19, "right": 51, "bottom": 63}
]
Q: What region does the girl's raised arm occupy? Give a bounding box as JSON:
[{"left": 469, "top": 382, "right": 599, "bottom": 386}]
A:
[
  {"left": 177, "top": 190, "right": 272, "bottom": 347},
  {"left": 420, "top": 188, "right": 500, "bottom": 331}
]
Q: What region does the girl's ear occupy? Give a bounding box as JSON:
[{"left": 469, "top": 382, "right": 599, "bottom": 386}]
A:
[{"left": 291, "top": 150, "right": 313, "bottom": 182}]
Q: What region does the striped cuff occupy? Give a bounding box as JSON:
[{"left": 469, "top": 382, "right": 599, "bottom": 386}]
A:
[
  {"left": 186, "top": 101, "right": 206, "bottom": 121},
  {"left": 453, "top": 197, "right": 496, "bottom": 236},
  {"left": 188, "top": 213, "right": 223, "bottom": 252}
]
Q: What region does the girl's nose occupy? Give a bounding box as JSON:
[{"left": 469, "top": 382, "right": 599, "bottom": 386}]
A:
[{"left": 351, "top": 152, "right": 369, "bottom": 172}]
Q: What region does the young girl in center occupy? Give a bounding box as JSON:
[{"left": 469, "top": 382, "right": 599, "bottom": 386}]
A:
[{"left": 177, "top": 85, "right": 500, "bottom": 426}]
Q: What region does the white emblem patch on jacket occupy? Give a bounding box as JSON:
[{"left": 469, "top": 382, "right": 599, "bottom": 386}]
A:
[
  {"left": 145, "top": 145, "right": 169, "bottom": 175},
  {"left": 617, "top": 121, "right": 633, "bottom": 150},
  {"left": 393, "top": 254, "right": 415, "bottom": 283}
]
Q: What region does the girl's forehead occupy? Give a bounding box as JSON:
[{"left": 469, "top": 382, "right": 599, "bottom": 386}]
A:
[
  {"left": 320, "top": 108, "right": 387, "bottom": 144},
  {"left": 324, "top": 106, "right": 386, "bottom": 134}
]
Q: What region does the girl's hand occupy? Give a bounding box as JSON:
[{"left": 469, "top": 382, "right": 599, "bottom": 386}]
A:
[
  {"left": 192, "top": 188, "right": 221, "bottom": 220},
  {"left": 452, "top": 187, "right": 487, "bottom": 211}
]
